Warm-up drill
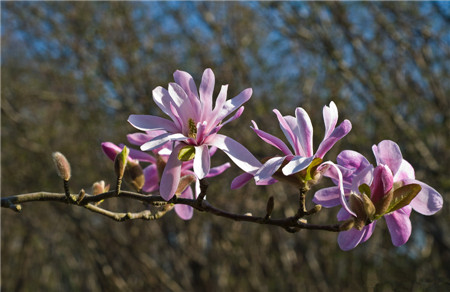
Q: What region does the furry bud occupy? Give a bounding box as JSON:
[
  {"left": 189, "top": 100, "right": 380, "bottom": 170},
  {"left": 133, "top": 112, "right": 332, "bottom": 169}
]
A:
[{"left": 52, "top": 152, "right": 71, "bottom": 181}]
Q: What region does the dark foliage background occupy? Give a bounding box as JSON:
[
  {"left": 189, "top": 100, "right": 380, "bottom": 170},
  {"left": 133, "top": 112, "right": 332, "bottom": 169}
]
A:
[{"left": 2, "top": 2, "right": 449, "bottom": 291}]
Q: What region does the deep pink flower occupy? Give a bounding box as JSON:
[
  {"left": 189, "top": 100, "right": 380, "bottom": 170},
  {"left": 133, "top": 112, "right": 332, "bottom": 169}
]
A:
[
  {"left": 128, "top": 69, "right": 260, "bottom": 200},
  {"left": 101, "top": 140, "right": 230, "bottom": 220},
  {"left": 314, "top": 140, "right": 443, "bottom": 250}
]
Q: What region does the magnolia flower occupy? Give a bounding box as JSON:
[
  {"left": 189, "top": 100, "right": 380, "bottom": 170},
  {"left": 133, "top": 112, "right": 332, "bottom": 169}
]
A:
[
  {"left": 101, "top": 141, "right": 230, "bottom": 220},
  {"left": 232, "top": 101, "right": 351, "bottom": 188},
  {"left": 128, "top": 68, "right": 261, "bottom": 200},
  {"left": 314, "top": 140, "right": 443, "bottom": 250}
]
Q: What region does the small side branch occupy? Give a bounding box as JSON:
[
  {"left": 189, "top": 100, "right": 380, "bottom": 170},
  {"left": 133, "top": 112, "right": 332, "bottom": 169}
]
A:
[{"left": 83, "top": 204, "right": 172, "bottom": 221}]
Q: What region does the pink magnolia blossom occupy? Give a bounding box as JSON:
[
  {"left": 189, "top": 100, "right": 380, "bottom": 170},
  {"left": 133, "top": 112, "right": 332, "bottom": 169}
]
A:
[
  {"left": 232, "top": 101, "right": 351, "bottom": 188},
  {"left": 101, "top": 140, "right": 230, "bottom": 220},
  {"left": 128, "top": 68, "right": 260, "bottom": 200},
  {"left": 314, "top": 140, "right": 443, "bottom": 250}
]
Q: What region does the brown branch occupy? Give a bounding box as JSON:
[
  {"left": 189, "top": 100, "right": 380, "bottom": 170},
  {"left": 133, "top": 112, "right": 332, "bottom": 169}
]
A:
[
  {"left": 83, "top": 204, "right": 173, "bottom": 222},
  {"left": 1, "top": 190, "right": 345, "bottom": 232}
]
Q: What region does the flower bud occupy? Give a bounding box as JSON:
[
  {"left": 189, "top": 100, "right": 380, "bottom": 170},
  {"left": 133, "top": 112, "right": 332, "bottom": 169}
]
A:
[
  {"left": 52, "top": 152, "right": 71, "bottom": 181},
  {"left": 76, "top": 189, "right": 86, "bottom": 204},
  {"left": 175, "top": 174, "right": 196, "bottom": 195},
  {"left": 92, "top": 180, "right": 109, "bottom": 195},
  {"left": 339, "top": 219, "right": 355, "bottom": 231},
  {"left": 124, "top": 161, "right": 145, "bottom": 191},
  {"left": 156, "top": 154, "right": 166, "bottom": 179},
  {"left": 361, "top": 193, "right": 376, "bottom": 221},
  {"left": 114, "top": 146, "right": 129, "bottom": 179},
  {"left": 374, "top": 188, "right": 393, "bottom": 216},
  {"left": 349, "top": 193, "right": 367, "bottom": 230}
]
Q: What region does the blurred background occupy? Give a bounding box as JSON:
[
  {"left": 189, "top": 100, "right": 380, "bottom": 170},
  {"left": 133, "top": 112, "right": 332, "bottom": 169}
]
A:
[{"left": 2, "top": 2, "right": 449, "bottom": 291}]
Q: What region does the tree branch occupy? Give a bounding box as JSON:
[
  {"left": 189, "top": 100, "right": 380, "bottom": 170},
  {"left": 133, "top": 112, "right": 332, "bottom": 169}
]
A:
[{"left": 1, "top": 190, "right": 345, "bottom": 232}]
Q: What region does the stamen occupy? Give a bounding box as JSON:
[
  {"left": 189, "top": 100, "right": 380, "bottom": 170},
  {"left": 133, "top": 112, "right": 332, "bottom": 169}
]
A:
[{"left": 188, "top": 118, "right": 197, "bottom": 139}]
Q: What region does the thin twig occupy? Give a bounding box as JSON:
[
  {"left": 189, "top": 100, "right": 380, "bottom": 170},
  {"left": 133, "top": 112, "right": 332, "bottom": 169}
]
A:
[{"left": 83, "top": 204, "right": 172, "bottom": 222}]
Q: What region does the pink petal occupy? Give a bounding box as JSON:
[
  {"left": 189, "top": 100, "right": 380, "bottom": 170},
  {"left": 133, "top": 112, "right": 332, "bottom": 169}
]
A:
[
  {"left": 101, "top": 142, "right": 122, "bottom": 161},
  {"left": 216, "top": 88, "right": 252, "bottom": 122},
  {"left": 313, "top": 186, "right": 342, "bottom": 208},
  {"left": 219, "top": 106, "right": 244, "bottom": 127},
  {"left": 152, "top": 86, "right": 181, "bottom": 125},
  {"left": 196, "top": 121, "right": 208, "bottom": 144},
  {"left": 337, "top": 150, "right": 371, "bottom": 172},
  {"left": 128, "top": 114, "right": 179, "bottom": 133},
  {"left": 295, "top": 107, "right": 314, "bottom": 157},
  {"left": 210, "top": 85, "right": 228, "bottom": 126},
  {"left": 350, "top": 165, "right": 374, "bottom": 191},
  {"left": 127, "top": 133, "right": 153, "bottom": 146},
  {"left": 322, "top": 101, "right": 338, "bottom": 140},
  {"left": 254, "top": 156, "right": 286, "bottom": 182},
  {"left": 372, "top": 140, "right": 403, "bottom": 175},
  {"left": 385, "top": 206, "right": 412, "bottom": 246},
  {"left": 319, "top": 163, "right": 352, "bottom": 184},
  {"left": 360, "top": 221, "right": 377, "bottom": 243},
  {"left": 194, "top": 145, "right": 210, "bottom": 179},
  {"left": 322, "top": 161, "right": 356, "bottom": 217},
  {"left": 174, "top": 187, "right": 194, "bottom": 220},
  {"left": 120, "top": 144, "right": 156, "bottom": 163},
  {"left": 284, "top": 115, "right": 304, "bottom": 156},
  {"left": 209, "top": 146, "right": 218, "bottom": 156},
  {"left": 337, "top": 207, "right": 352, "bottom": 221},
  {"left": 273, "top": 109, "right": 300, "bottom": 155},
  {"left": 370, "top": 165, "right": 394, "bottom": 203},
  {"left": 209, "top": 134, "right": 262, "bottom": 173},
  {"left": 251, "top": 121, "right": 292, "bottom": 156},
  {"left": 338, "top": 227, "right": 367, "bottom": 251},
  {"left": 142, "top": 165, "right": 159, "bottom": 193},
  {"left": 394, "top": 159, "right": 415, "bottom": 181},
  {"left": 159, "top": 146, "right": 183, "bottom": 201},
  {"left": 281, "top": 156, "right": 314, "bottom": 176},
  {"left": 140, "top": 133, "right": 187, "bottom": 151},
  {"left": 255, "top": 177, "right": 278, "bottom": 185},
  {"left": 206, "top": 162, "right": 231, "bottom": 178},
  {"left": 199, "top": 68, "right": 215, "bottom": 119},
  {"left": 315, "top": 119, "right": 352, "bottom": 159},
  {"left": 231, "top": 173, "right": 254, "bottom": 189},
  {"left": 180, "top": 160, "right": 194, "bottom": 172},
  {"left": 173, "top": 70, "right": 198, "bottom": 98},
  {"left": 173, "top": 70, "right": 201, "bottom": 120},
  {"left": 403, "top": 179, "right": 443, "bottom": 215},
  {"left": 168, "top": 83, "right": 196, "bottom": 126}
]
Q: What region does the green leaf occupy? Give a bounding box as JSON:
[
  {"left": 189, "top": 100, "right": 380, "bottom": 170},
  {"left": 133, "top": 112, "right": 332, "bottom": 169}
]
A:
[
  {"left": 178, "top": 145, "right": 196, "bottom": 161},
  {"left": 358, "top": 183, "right": 371, "bottom": 197},
  {"left": 304, "top": 158, "right": 323, "bottom": 181},
  {"left": 386, "top": 184, "right": 422, "bottom": 213}
]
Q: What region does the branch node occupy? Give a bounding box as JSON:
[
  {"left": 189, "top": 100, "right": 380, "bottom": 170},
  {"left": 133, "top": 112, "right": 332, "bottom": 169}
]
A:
[
  {"left": 306, "top": 204, "right": 322, "bottom": 215},
  {"left": 284, "top": 226, "right": 300, "bottom": 233},
  {"left": 76, "top": 189, "right": 86, "bottom": 205},
  {"left": 115, "top": 177, "right": 123, "bottom": 196},
  {"left": 9, "top": 203, "right": 22, "bottom": 213},
  {"left": 63, "top": 179, "right": 72, "bottom": 202},
  {"left": 295, "top": 186, "right": 308, "bottom": 218},
  {"left": 196, "top": 178, "right": 209, "bottom": 203},
  {"left": 264, "top": 196, "right": 274, "bottom": 220}
]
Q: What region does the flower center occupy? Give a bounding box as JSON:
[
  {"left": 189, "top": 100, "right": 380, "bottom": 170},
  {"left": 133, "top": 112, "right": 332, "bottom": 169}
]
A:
[{"left": 188, "top": 118, "right": 197, "bottom": 139}]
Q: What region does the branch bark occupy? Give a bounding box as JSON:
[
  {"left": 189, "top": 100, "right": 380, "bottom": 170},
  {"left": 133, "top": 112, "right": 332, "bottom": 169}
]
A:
[{"left": 1, "top": 190, "right": 345, "bottom": 233}]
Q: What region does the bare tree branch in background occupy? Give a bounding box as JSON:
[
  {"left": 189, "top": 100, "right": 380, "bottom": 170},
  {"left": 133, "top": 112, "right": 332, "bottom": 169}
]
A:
[{"left": 2, "top": 2, "right": 449, "bottom": 291}]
